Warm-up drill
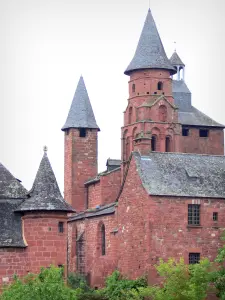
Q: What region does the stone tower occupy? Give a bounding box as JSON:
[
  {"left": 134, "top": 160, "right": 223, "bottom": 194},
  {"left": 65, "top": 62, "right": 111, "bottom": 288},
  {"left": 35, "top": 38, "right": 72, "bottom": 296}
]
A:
[
  {"left": 62, "top": 76, "right": 99, "bottom": 212},
  {"left": 122, "top": 9, "right": 182, "bottom": 161}
]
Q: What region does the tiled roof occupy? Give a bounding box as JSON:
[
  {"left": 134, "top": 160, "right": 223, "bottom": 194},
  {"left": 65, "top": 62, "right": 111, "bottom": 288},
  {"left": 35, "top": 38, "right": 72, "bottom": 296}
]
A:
[
  {"left": 62, "top": 76, "right": 99, "bottom": 131},
  {"left": 125, "top": 9, "right": 176, "bottom": 75},
  {"left": 170, "top": 51, "right": 185, "bottom": 67},
  {"left": 134, "top": 152, "right": 225, "bottom": 198},
  {"left": 15, "top": 151, "right": 74, "bottom": 212}
]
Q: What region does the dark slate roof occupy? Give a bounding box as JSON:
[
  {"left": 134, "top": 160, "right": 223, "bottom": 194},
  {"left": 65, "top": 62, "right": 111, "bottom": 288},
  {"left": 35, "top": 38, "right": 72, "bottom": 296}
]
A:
[
  {"left": 15, "top": 151, "right": 75, "bottom": 212},
  {"left": 125, "top": 9, "right": 176, "bottom": 75},
  {"left": 170, "top": 51, "right": 185, "bottom": 67},
  {"left": 134, "top": 152, "right": 225, "bottom": 198},
  {"left": 0, "top": 163, "right": 27, "bottom": 199},
  {"left": 62, "top": 76, "right": 100, "bottom": 131},
  {"left": 172, "top": 80, "right": 224, "bottom": 128},
  {"left": 0, "top": 199, "right": 26, "bottom": 247},
  {"left": 69, "top": 203, "right": 116, "bottom": 222},
  {"left": 106, "top": 159, "right": 121, "bottom": 167}
]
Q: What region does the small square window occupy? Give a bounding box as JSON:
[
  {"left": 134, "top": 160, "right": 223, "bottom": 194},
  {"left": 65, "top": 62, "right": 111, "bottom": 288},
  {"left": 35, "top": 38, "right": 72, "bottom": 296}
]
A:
[
  {"left": 189, "top": 253, "right": 200, "bottom": 264},
  {"left": 79, "top": 128, "right": 86, "bottom": 138},
  {"left": 58, "top": 222, "right": 64, "bottom": 233},
  {"left": 213, "top": 212, "right": 218, "bottom": 221},
  {"left": 182, "top": 128, "right": 189, "bottom": 136},
  {"left": 199, "top": 129, "right": 209, "bottom": 137},
  {"left": 188, "top": 204, "right": 200, "bottom": 225}
]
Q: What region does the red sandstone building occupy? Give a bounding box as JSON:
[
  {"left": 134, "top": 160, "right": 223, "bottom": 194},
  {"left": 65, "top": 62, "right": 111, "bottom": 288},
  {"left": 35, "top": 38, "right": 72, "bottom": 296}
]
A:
[{"left": 1, "top": 8, "right": 225, "bottom": 290}]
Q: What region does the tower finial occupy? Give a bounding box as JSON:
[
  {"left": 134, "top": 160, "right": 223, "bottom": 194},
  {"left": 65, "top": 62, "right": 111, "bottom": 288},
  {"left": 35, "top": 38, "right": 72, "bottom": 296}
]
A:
[
  {"left": 43, "top": 145, "right": 48, "bottom": 153},
  {"left": 174, "top": 41, "right": 176, "bottom": 52}
]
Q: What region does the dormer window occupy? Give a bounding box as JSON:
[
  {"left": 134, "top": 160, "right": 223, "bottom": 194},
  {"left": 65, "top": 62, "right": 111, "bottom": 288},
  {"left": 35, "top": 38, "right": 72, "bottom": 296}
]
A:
[{"left": 157, "top": 81, "right": 163, "bottom": 90}]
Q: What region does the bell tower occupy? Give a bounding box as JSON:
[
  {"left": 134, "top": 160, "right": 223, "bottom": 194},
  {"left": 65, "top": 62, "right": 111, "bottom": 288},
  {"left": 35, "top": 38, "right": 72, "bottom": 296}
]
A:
[
  {"left": 122, "top": 9, "right": 182, "bottom": 162},
  {"left": 62, "top": 76, "right": 99, "bottom": 212}
]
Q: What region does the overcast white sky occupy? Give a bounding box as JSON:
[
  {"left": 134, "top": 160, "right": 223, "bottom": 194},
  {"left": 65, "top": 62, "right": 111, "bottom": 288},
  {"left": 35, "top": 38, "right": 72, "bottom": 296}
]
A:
[{"left": 1, "top": 0, "right": 225, "bottom": 194}]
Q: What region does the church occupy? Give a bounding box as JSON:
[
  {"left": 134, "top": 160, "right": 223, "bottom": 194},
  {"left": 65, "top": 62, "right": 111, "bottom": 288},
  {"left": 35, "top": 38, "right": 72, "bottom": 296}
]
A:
[{"left": 1, "top": 8, "right": 225, "bottom": 289}]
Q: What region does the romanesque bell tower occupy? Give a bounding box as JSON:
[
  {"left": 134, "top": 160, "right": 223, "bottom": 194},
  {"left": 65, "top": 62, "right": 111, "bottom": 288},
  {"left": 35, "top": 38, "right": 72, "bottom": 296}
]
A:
[
  {"left": 122, "top": 9, "right": 182, "bottom": 162},
  {"left": 62, "top": 76, "right": 99, "bottom": 212}
]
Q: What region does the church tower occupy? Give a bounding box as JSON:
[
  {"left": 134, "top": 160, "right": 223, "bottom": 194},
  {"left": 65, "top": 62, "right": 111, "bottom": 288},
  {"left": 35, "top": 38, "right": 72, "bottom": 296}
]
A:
[
  {"left": 62, "top": 76, "right": 99, "bottom": 212},
  {"left": 122, "top": 9, "right": 182, "bottom": 161}
]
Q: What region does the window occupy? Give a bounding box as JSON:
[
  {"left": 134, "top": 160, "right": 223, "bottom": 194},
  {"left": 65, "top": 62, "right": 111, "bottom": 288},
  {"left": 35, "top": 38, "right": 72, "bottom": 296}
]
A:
[
  {"left": 58, "top": 222, "right": 64, "bottom": 233},
  {"left": 189, "top": 253, "right": 200, "bottom": 264},
  {"left": 101, "top": 224, "right": 106, "bottom": 256},
  {"left": 132, "top": 84, "right": 135, "bottom": 93},
  {"left": 182, "top": 128, "right": 189, "bottom": 136},
  {"left": 157, "top": 81, "right": 163, "bottom": 90},
  {"left": 188, "top": 204, "right": 200, "bottom": 225},
  {"left": 128, "top": 107, "right": 133, "bottom": 124},
  {"left": 213, "top": 212, "right": 218, "bottom": 221},
  {"left": 79, "top": 128, "right": 86, "bottom": 137},
  {"left": 151, "top": 136, "right": 157, "bottom": 151},
  {"left": 165, "top": 136, "right": 171, "bottom": 152},
  {"left": 199, "top": 129, "right": 209, "bottom": 137},
  {"left": 159, "top": 105, "right": 167, "bottom": 122}
]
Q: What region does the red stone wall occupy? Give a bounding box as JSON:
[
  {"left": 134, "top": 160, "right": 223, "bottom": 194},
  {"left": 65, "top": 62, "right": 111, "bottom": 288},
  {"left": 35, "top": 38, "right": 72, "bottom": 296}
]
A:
[
  {"left": 181, "top": 127, "right": 224, "bottom": 155},
  {"left": 87, "top": 169, "right": 121, "bottom": 209},
  {"left": 68, "top": 214, "right": 118, "bottom": 288},
  {"left": 22, "top": 212, "right": 68, "bottom": 275},
  {"left": 64, "top": 128, "right": 98, "bottom": 212},
  {"left": 0, "top": 248, "right": 27, "bottom": 285},
  {"left": 117, "top": 155, "right": 225, "bottom": 284}
]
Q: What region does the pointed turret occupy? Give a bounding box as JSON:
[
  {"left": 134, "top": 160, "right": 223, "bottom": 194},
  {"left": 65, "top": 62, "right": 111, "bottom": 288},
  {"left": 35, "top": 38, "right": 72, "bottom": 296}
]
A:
[
  {"left": 16, "top": 148, "right": 74, "bottom": 212},
  {"left": 170, "top": 51, "right": 185, "bottom": 67},
  {"left": 62, "top": 76, "right": 99, "bottom": 131},
  {"left": 125, "top": 9, "right": 176, "bottom": 75}
]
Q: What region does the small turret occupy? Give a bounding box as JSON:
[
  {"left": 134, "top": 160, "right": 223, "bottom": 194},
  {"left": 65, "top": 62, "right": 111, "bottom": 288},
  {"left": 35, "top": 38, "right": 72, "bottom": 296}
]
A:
[{"left": 170, "top": 51, "right": 185, "bottom": 81}]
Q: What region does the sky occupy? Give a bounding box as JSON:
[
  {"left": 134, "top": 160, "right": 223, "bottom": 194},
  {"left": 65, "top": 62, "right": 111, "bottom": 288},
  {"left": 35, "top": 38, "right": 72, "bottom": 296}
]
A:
[{"left": 1, "top": 0, "right": 225, "bottom": 194}]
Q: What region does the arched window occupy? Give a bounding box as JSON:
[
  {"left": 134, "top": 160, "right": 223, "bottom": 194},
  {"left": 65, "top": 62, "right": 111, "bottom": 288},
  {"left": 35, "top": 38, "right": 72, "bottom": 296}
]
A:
[
  {"left": 128, "top": 107, "right": 133, "bottom": 124},
  {"left": 101, "top": 224, "right": 106, "bottom": 256},
  {"left": 157, "top": 81, "right": 163, "bottom": 90},
  {"left": 159, "top": 105, "right": 167, "bottom": 122},
  {"left": 151, "top": 135, "right": 157, "bottom": 151},
  {"left": 165, "top": 136, "right": 171, "bottom": 152},
  {"left": 132, "top": 84, "right": 135, "bottom": 93}
]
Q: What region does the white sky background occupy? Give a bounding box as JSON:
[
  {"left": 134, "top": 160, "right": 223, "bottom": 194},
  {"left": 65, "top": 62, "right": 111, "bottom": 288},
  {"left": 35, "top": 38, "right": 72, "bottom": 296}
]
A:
[{"left": 0, "top": 0, "right": 225, "bottom": 194}]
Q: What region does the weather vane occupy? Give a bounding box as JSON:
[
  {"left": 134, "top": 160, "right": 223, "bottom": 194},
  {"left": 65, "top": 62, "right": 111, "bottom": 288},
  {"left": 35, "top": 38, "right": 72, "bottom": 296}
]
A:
[
  {"left": 43, "top": 145, "right": 48, "bottom": 153},
  {"left": 174, "top": 41, "right": 177, "bottom": 52}
]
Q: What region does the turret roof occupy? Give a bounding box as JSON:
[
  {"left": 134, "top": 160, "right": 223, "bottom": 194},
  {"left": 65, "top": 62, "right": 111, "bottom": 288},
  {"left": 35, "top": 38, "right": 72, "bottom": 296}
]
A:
[
  {"left": 62, "top": 76, "right": 99, "bottom": 131},
  {"left": 125, "top": 9, "right": 176, "bottom": 75},
  {"left": 15, "top": 150, "right": 74, "bottom": 212},
  {"left": 170, "top": 51, "right": 185, "bottom": 67}
]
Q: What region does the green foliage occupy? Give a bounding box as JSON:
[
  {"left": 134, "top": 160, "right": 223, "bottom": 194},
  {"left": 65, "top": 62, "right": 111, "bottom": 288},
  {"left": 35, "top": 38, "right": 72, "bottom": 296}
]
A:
[
  {"left": 0, "top": 266, "right": 76, "bottom": 300},
  {"left": 100, "top": 270, "right": 147, "bottom": 300},
  {"left": 67, "top": 272, "right": 90, "bottom": 292},
  {"left": 137, "top": 258, "right": 212, "bottom": 300},
  {"left": 211, "top": 231, "right": 225, "bottom": 299}
]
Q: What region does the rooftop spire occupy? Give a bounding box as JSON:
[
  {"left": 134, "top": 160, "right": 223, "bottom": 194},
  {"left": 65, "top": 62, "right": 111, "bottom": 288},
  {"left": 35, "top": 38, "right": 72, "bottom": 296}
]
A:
[
  {"left": 62, "top": 76, "right": 99, "bottom": 131},
  {"left": 124, "top": 10, "right": 176, "bottom": 75},
  {"left": 15, "top": 150, "right": 74, "bottom": 212},
  {"left": 170, "top": 51, "right": 185, "bottom": 67}
]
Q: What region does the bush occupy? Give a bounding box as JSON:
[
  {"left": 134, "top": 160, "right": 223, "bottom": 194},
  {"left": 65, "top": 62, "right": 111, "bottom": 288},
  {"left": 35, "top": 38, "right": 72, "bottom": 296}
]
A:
[
  {"left": 0, "top": 266, "right": 76, "bottom": 300},
  {"left": 67, "top": 272, "right": 90, "bottom": 292}
]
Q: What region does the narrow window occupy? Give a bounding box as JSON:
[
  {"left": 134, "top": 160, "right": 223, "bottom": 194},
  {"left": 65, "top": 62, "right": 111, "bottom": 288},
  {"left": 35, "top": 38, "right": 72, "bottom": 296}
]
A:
[
  {"left": 128, "top": 107, "right": 133, "bottom": 124},
  {"left": 58, "top": 222, "right": 64, "bottom": 233},
  {"left": 213, "top": 212, "right": 218, "bottom": 221},
  {"left": 157, "top": 81, "right": 163, "bottom": 90},
  {"left": 79, "top": 128, "right": 86, "bottom": 138},
  {"left": 165, "top": 136, "right": 171, "bottom": 152},
  {"left": 199, "top": 129, "right": 209, "bottom": 137},
  {"left": 132, "top": 84, "right": 135, "bottom": 93},
  {"left": 188, "top": 204, "right": 200, "bottom": 225},
  {"left": 101, "top": 224, "right": 106, "bottom": 256},
  {"left": 159, "top": 105, "right": 167, "bottom": 122},
  {"left": 189, "top": 253, "right": 200, "bottom": 264},
  {"left": 151, "top": 136, "right": 156, "bottom": 151},
  {"left": 182, "top": 128, "right": 189, "bottom": 136}
]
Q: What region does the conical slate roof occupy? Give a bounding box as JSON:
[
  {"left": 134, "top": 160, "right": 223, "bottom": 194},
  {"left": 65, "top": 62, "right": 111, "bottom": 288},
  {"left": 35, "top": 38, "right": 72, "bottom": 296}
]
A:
[
  {"left": 62, "top": 76, "right": 100, "bottom": 131},
  {"left": 15, "top": 150, "right": 75, "bottom": 212},
  {"left": 125, "top": 9, "right": 176, "bottom": 75},
  {"left": 170, "top": 51, "right": 185, "bottom": 67},
  {"left": 0, "top": 163, "right": 27, "bottom": 199}
]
